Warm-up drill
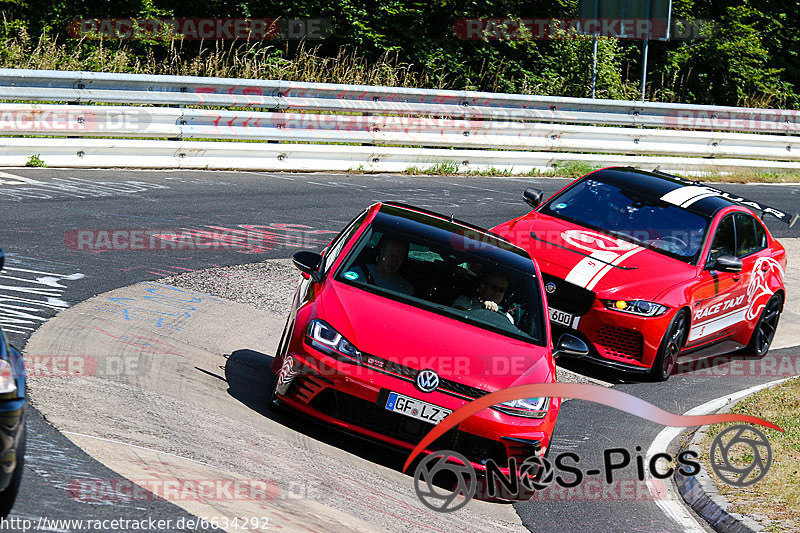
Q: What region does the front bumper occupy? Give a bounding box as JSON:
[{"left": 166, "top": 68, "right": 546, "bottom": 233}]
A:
[
  {"left": 274, "top": 342, "right": 557, "bottom": 470},
  {"left": 554, "top": 303, "right": 675, "bottom": 371},
  {"left": 0, "top": 398, "right": 25, "bottom": 492}
]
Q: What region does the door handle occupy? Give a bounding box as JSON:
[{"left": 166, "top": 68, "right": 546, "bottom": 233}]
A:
[{"left": 733, "top": 275, "right": 742, "bottom": 281}]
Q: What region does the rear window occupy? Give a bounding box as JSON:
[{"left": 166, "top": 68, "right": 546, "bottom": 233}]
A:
[{"left": 734, "top": 213, "right": 767, "bottom": 258}]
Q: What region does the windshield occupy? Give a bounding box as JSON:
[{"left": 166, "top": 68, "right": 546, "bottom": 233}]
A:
[
  {"left": 540, "top": 177, "right": 711, "bottom": 264},
  {"left": 334, "top": 225, "right": 545, "bottom": 345}
]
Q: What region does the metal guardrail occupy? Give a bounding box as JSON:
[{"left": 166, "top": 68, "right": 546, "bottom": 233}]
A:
[{"left": 0, "top": 68, "right": 798, "bottom": 173}]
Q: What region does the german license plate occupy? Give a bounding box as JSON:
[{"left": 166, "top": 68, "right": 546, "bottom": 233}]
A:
[
  {"left": 549, "top": 307, "right": 574, "bottom": 327},
  {"left": 385, "top": 392, "right": 451, "bottom": 424}
]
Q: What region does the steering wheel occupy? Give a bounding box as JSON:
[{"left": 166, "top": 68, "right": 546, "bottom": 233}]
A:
[
  {"left": 659, "top": 235, "right": 688, "bottom": 248},
  {"left": 646, "top": 235, "right": 688, "bottom": 254}
]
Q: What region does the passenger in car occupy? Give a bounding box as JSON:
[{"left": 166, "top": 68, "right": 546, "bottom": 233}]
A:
[
  {"left": 452, "top": 271, "right": 515, "bottom": 323},
  {"left": 352, "top": 237, "right": 414, "bottom": 295}
]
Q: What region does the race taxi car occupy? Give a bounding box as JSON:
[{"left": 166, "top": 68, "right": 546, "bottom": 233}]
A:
[
  {"left": 270, "top": 202, "right": 587, "bottom": 470},
  {"left": 492, "top": 167, "right": 796, "bottom": 381},
  {"left": 0, "top": 250, "right": 27, "bottom": 517}
]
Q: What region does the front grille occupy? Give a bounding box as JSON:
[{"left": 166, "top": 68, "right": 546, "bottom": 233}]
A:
[
  {"left": 596, "top": 325, "right": 644, "bottom": 361},
  {"left": 310, "top": 389, "right": 506, "bottom": 466},
  {"left": 291, "top": 375, "right": 333, "bottom": 401},
  {"left": 542, "top": 273, "right": 595, "bottom": 316},
  {"left": 362, "top": 354, "right": 489, "bottom": 400}
]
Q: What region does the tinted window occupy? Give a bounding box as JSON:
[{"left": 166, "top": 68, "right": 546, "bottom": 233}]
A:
[
  {"left": 540, "top": 178, "right": 710, "bottom": 263},
  {"left": 336, "top": 226, "right": 545, "bottom": 345},
  {"left": 708, "top": 215, "right": 736, "bottom": 265},
  {"left": 734, "top": 213, "right": 766, "bottom": 257}
]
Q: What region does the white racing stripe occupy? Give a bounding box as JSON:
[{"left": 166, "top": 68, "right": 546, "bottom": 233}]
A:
[
  {"left": 660, "top": 186, "right": 720, "bottom": 208},
  {"left": 564, "top": 247, "right": 644, "bottom": 290},
  {"left": 564, "top": 250, "right": 618, "bottom": 288},
  {"left": 585, "top": 247, "right": 644, "bottom": 291},
  {"left": 688, "top": 307, "right": 747, "bottom": 342}
]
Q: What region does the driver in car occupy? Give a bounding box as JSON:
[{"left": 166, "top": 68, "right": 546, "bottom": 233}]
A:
[
  {"left": 453, "top": 271, "right": 515, "bottom": 324},
  {"left": 352, "top": 237, "right": 414, "bottom": 295}
]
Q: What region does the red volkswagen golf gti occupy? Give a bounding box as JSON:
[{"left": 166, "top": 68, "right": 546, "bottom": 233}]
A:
[
  {"left": 492, "top": 167, "right": 794, "bottom": 381},
  {"left": 270, "top": 202, "right": 586, "bottom": 469}
]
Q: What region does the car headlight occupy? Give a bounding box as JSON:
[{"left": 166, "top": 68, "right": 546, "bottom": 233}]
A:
[
  {"left": 493, "top": 397, "right": 549, "bottom": 418},
  {"left": 306, "top": 319, "right": 362, "bottom": 363},
  {"left": 602, "top": 299, "right": 668, "bottom": 317},
  {"left": 0, "top": 360, "right": 17, "bottom": 394}
]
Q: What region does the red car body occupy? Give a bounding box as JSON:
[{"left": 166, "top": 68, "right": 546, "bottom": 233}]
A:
[
  {"left": 492, "top": 167, "right": 789, "bottom": 379},
  {"left": 270, "top": 202, "right": 577, "bottom": 471}
]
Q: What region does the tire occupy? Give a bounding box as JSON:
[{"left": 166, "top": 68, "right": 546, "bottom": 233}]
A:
[
  {"left": 267, "top": 368, "right": 282, "bottom": 412},
  {"left": 268, "top": 317, "right": 295, "bottom": 412},
  {"left": 0, "top": 423, "right": 26, "bottom": 518},
  {"left": 743, "top": 294, "right": 783, "bottom": 357},
  {"left": 650, "top": 310, "right": 689, "bottom": 382}
]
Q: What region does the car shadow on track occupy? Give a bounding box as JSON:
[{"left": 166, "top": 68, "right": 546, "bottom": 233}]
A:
[
  {"left": 556, "top": 359, "right": 641, "bottom": 384},
  {"left": 223, "top": 348, "right": 408, "bottom": 472}
]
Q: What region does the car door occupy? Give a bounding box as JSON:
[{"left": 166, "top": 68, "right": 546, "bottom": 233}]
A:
[
  {"left": 686, "top": 213, "right": 748, "bottom": 346},
  {"left": 733, "top": 212, "right": 772, "bottom": 324}
]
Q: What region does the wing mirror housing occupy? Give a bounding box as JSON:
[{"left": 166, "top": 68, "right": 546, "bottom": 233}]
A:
[
  {"left": 0, "top": 248, "right": 4, "bottom": 272},
  {"left": 713, "top": 254, "right": 743, "bottom": 273},
  {"left": 523, "top": 188, "right": 544, "bottom": 209},
  {"left": 553, "top": 333, "right": 589, "bottom": 360},
  {"left": 292, "top": 251, "right": 322, "bottom": 282}
]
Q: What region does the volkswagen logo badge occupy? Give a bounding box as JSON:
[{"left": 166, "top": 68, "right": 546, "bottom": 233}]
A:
[
  {"left": 545, "top": 282, "right": 557, "bottom": 294},
  {"left": 416, "top": 369, "right": 440, "bottom": 393}
]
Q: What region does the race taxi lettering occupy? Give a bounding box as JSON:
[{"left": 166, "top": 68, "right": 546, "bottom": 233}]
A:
[{"left": 694, "top": 294, "right": 745, "bottom": 321}]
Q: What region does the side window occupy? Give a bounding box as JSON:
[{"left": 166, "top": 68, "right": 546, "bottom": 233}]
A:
[
  {"left": 320, "top": 211, "right": 368, "bottom": 274},
  {"left": 734, "top": 213, "right": 766, "bottom": 258},
  {"left": 707, "top": 215, "right": 736, "bottom": 266}
]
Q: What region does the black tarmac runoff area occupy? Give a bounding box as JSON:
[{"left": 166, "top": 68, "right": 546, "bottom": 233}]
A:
[{"left": 1, "top": 168, "right": 798, "bottom": 532}]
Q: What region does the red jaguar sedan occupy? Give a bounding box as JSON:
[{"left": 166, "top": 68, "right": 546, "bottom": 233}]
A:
[
  {"left": 492, "top": 167, "right": 794, "bottom": 380},
  {"left": 270, "top": 202, "right": 587, "bottom": 470}
]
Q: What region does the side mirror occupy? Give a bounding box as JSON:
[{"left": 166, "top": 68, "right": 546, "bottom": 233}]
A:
[
  {"left": 712, "top": 254, "right": 742, "bottom": 273},
  {"left": 553, "top": 333, "right": 589, "bottom": 360},
  {"left": 292, "top": 251, "right": 322, "bottom": 282},
  {"left": 0, "top": 248, "right": 4, "bottom": 272},
  {"left": 523, "top": 188, "right": 544, "bottom": 209}
]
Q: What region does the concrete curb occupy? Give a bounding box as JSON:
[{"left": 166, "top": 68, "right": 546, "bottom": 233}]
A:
[
  {"left": 675, "top": 426, "right": 762, "bottom": 533},
  {"left": 673, "top": 389, "right": 786, "bottom": 533}
]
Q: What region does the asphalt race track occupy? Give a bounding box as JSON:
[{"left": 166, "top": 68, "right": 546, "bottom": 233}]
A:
[{"left": 1, "top": 168, "right": 798, "bottom": 532}]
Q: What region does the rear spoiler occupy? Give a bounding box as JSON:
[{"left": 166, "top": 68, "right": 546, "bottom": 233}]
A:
[{"left": 651, "top": 170, "right": 799, "bottom": 228}]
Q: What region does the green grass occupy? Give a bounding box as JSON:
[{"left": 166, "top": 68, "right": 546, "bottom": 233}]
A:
[
  {"left": 699, "top": 377, "right": 800, "bottom": 532},
  {"left": 403, "top": 160, "right": 598, "bottom": 178},
  {"left": 25, "top": 153, "right": 46, "bottom": 167},
  {"left": 405, "top": 161, "right": 461, "bottom": 175}
]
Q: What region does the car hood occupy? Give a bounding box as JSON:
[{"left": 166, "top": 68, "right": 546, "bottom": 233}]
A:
[
  {"left": 492, "top": 213, "right": 696, "bottom": 301},
  {"left": 317, "top": 280, "right": 554, "bottom": 391}
]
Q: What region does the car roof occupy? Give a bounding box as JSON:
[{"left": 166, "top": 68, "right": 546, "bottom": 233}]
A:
[
  {"left": 373, "top": 202, "right": 536, "bottom": 271},
  {"left": 588, "top": 167, "right": 737, "bottom": 218}
]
